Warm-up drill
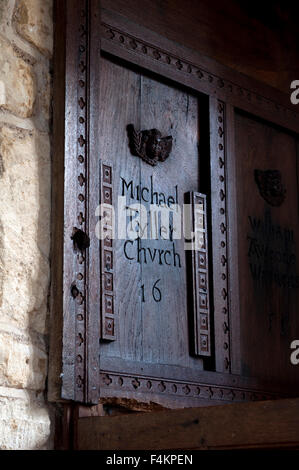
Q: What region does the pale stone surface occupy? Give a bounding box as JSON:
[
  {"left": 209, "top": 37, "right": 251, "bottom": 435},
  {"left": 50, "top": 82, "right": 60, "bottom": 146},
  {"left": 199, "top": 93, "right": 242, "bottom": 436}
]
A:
[
  {"left": 0, "top": 330, "right": 47, "bottom": 390},
  {"left": 14, "top": 0, "right": 53, "bottom": 57},
  {"left": 0, "top": 386, "right": 53, "bottom": 450},
  {"left": 0, "top": 0, "right": 54, "bottom": 451},
  {"left": 0, "top": 35, "right": 35, "bottom": 118},
  {"left": 0, "top": 0, "right": 10, "bottom": 25},
  {"left": 32, "top": 61, "right": 52, "bottom": 131},
  {"left": 0, "top": 125, "right": 51, "bottom": 335}
]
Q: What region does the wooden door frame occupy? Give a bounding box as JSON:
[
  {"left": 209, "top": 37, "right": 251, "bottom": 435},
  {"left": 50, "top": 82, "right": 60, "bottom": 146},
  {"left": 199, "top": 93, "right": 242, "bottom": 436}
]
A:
[{"left": 49, "top": 0, "right": 299, "bottom": 407}]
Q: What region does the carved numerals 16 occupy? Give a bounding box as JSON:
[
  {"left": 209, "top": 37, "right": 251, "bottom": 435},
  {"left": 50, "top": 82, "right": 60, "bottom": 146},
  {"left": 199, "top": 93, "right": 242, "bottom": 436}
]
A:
[{"left": 141, "top": 279, "right": 162, "bottom": 303}]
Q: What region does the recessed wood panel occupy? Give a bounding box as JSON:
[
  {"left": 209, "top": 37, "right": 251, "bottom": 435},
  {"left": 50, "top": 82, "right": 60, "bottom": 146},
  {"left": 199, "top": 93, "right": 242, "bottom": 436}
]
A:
[
  {"left": 98, "top": 55, "right": 203, "bottom": 371},
  {"left": 235, "top": 111, "right": 299, "bottom": 383}
]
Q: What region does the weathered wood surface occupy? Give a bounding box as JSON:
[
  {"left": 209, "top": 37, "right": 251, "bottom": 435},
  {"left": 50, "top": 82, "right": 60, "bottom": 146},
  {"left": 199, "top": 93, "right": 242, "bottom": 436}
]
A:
[
  {"left": 235, "top": 111, "right": 299, "bottom": 384},
  {"left": 76, "top": 397, "right": 299, "bottom": 450},
  {"left": 48, "top": 0, "right": 67, "bottom": 403},
  {"left": 101, "top": 0, "right": 299, "bottom": 94},
  {"left": 49, "top": 0, "right": 101, "bottom": 404},
  {"left": 98, "top": 54, "right": 203, "bottom": 370},
  {"left": 101, "top": 8, "right": 299, "bottom": 135}
]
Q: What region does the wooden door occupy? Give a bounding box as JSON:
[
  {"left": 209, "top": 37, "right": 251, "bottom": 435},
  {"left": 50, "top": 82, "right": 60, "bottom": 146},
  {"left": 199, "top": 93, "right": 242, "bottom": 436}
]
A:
[{"left": 50, "top": 0, "right": 299, "bottom": 409}]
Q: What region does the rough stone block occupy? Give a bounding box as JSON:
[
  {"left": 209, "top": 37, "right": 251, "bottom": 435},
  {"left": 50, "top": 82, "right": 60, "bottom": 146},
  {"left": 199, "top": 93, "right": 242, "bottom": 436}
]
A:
[
  {"left": 0, "top": 35, "right": 35, "bottom": 118},
  {"left": 0, "top": 1, "right": 10, "bottom": 25},
  {"left": 0, "top": 330, "right": 47, "bottom": 390},
  {"left": 0, "top": 125, "right": 51, "bottom": 334},
  {"left": 13, "top": 0, "right": 53, "bottom": 57},
  {"left": 0, "top": 386, "right": 52, "bottom": 450}
]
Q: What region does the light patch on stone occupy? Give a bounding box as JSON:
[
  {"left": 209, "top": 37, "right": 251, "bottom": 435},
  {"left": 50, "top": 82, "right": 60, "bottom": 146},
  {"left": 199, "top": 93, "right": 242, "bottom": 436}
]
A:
[
  {"left": 0, "top": 36, "right": 35, "bottom": 118},
  {"left": 0, "top": 0, "right": 53, "bottom": 451},
  {"left": 0, "top": 330, "right": 47, "bottom": 390},
  {"left": 13, "top": 0, "right": 53, "bottom": 58},
  {"left": 0, "top": 81, "right": 6, "bottom": 106},
  {"left": 0, "top": 125, "right": 51, "bottom": 335},
  {"left": 0, "top": 386, "right": 52, "bottom": 449}
]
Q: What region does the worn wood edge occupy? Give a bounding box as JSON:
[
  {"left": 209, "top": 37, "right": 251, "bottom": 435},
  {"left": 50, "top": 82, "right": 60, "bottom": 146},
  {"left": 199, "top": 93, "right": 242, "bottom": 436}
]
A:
[
  {"left": 209, "top": 97, "right": 230, "bottom": 373},
  {"left": 48, "top": 0, "right": 66, "bottom": 403},
  {"left": 225, "top": 104, "right": 241, "bottom": 374},
  {"left": 84, "top": 0, "right": 102, "bottom": 405},
  {"left": 76, "top": 397, "right": 299, "bottom": 450},
  {"left": 99, "top": 356, "right": 298, "bottom": 395},
  {"left": 98, "top": 374, "right": 293, "bottom": 410}
]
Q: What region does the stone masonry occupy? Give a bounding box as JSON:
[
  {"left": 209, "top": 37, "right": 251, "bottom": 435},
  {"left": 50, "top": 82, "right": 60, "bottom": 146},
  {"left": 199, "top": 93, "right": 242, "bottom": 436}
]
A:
[{"left": 0, "top": 0, "right": 53, "bottom": 449}]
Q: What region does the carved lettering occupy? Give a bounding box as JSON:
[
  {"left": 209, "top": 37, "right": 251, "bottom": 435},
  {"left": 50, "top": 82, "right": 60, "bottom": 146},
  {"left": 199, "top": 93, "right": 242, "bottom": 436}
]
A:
[
  {"left": 123, "top": 238, "right": 181, "bottom": 268},
  {"left": 247, "top": 210, "right": 298, "bottom": 288}
]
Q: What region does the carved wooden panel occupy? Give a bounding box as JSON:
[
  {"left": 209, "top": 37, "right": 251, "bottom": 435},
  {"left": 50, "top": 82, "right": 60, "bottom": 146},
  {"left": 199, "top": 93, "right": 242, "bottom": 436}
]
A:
[
  {"left": 235, "top": 110, "right": 299, "bottom": 384},
  {"left": 100, "top": 161, "right": 116, "bottom": 341},
  {"left": 97, "top": 55, "right": 203, "bottom": 374}
]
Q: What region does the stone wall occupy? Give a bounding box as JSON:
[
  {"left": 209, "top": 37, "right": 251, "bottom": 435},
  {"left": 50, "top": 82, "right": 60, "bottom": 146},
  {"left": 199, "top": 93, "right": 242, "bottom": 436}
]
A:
[{"left": 0, "top": 0, "right": 53, "bottom": 450}]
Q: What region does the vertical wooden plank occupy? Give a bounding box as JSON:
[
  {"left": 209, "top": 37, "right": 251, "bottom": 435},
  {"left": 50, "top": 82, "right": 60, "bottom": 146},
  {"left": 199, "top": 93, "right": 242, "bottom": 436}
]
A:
[
  {"left": 96, "top": 56, "right": 142, "bottom": 362},
  {"left": 139, "top": 76, "right": 202, "bottom": 369},
  {"left": 60, "top": 0, "right": 82, "bottom": 402},
  {"left": 225, "top": 104, "right": 241, "bottom": 374},
  {"left": 62, "top": 0, "right": 83, "bottom": 402},
  {"left": 50, "top": 0, "right": 100, "bottom": 404},
  {"left": 209, "top": 96, "right": 231, "bottom": 373},
  {"left": 85, "top": 0, "right": 102, "bottom": 403},
  {"left": 48, "top": 0, "right": 67, "bottom": 403}
]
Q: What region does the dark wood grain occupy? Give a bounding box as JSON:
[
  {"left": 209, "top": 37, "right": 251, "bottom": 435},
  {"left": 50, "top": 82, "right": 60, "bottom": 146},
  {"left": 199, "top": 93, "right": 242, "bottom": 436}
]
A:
[
  {"left": 85, "top": 0, "right": 102, "bottom": 404},
  {"left": 49, "top": 0, "right": 101, "bottom": 404},
  {"left": 76, "top": 397, "right": 299, "bottom": 449},
  {"left": 101, "top": 0, "right": 299, "bottom": 95},
  {"left": 235, "top": 111, "right": 299, "bottom": 384},
  {"left": 97, "top": 55, "right": 203, "bottom": 371},
  {"left": 60, "top": 0, "right": 90, "bottom": 403},
  {"left": 48, "top": 0, "right": 67, "bottom": 403},
  {"left": 225, "top": 104, "right": 241, "bottom": 375},
  {"left": 100, "top": 9, "right": 299, "bottom": 135},
  {"left": 209, "top": 97, "right": 230, "bottom": 373}
]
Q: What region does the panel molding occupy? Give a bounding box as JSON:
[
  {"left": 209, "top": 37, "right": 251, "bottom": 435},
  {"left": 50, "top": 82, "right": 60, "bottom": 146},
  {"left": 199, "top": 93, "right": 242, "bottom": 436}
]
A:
[
  {"left": 210, "top": 98, "right": 231, "bottom": 373},
  {"left": 99, "top": 370, "right": 285, "bottom": 405},
  {"left": 189, "top": 192, "right": 211, "bottom": 357},
  {"left": 100, "top": 17, "right": 299, "bottom": 134},
  {"left": 100, "top": 161, "right": 116, "bottom": 341}
]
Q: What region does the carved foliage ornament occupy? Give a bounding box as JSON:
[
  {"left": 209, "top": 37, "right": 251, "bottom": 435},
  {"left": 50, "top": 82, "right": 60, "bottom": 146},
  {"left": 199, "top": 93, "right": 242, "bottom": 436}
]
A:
[
  {"left": 254, "top": 169, "right": 286, "bottom": 207},
  {"left": 127, "top": 124, "right": 173, "bottom": 166}
]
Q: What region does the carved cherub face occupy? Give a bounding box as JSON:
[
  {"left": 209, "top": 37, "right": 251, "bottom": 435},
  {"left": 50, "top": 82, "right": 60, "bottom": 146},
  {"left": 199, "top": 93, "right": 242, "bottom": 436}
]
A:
[
  {"left": 127, "top": 124, "right": 173, "bottom": 166},
  {"left": 267, "top": 171, "right": 283, "bottom": 197},
  {"left": 254, "top": 169, "right": 286, "bottom": 207},
  {"left": 145, "top": 129, "right": 163, "bottom": 160}
]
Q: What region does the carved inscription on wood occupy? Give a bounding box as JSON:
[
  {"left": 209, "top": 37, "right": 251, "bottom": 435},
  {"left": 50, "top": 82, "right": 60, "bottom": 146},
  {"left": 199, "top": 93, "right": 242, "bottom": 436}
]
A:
[{"left": 235, "top": 111, "right": 299, "bottom": 383}]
